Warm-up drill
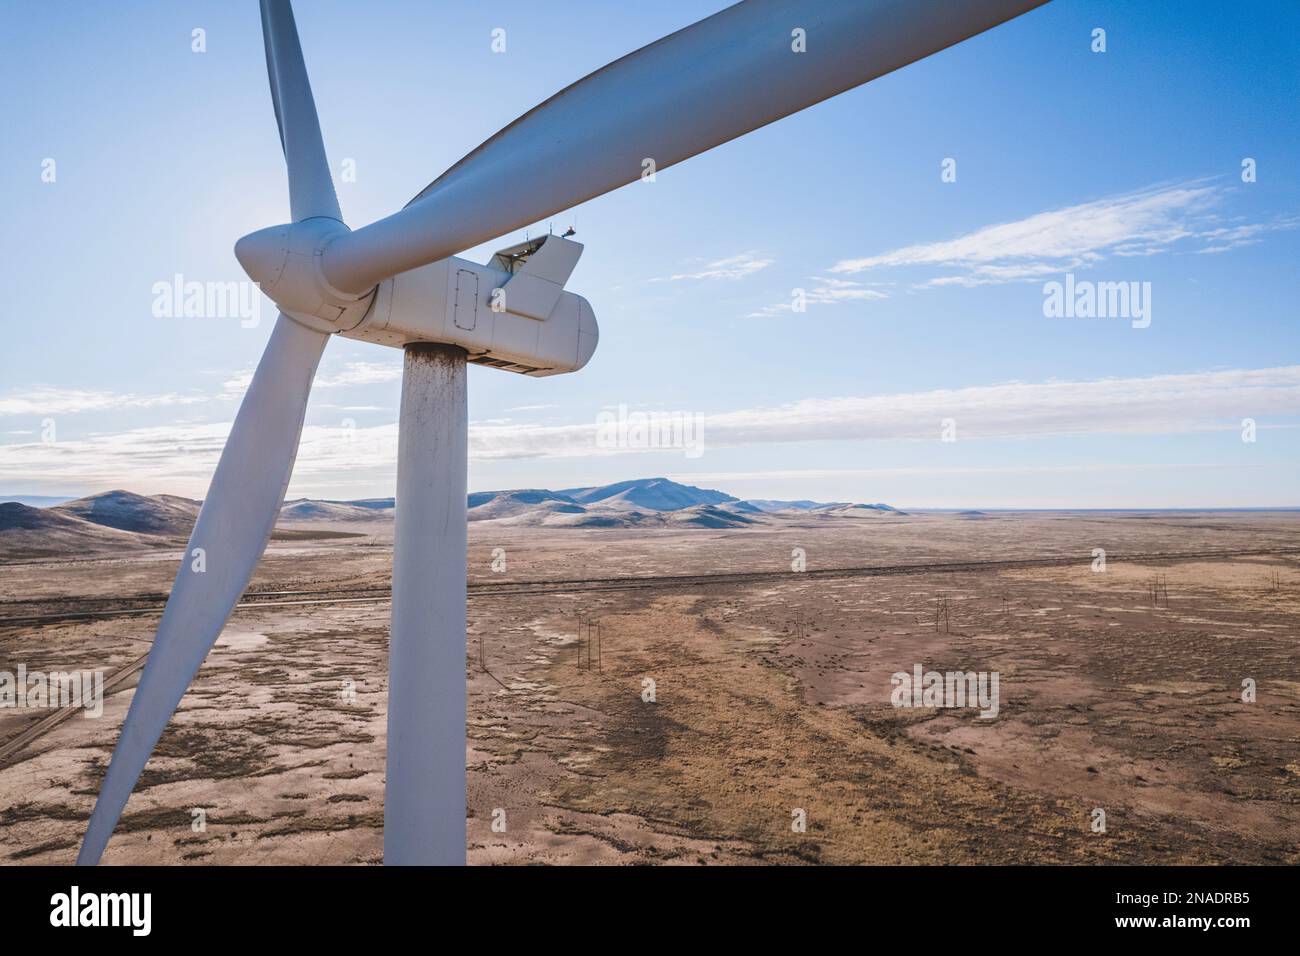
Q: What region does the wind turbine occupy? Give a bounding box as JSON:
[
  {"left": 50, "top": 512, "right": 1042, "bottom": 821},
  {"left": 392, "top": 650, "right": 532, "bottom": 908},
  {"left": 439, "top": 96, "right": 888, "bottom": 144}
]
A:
[{"left": 79, "top": 0, "right": 1048, "bottom": 866}]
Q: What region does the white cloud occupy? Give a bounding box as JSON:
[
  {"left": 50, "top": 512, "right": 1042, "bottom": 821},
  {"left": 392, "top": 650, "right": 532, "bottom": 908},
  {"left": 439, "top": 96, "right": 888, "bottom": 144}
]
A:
[
  {"left": 0, "top": 387, "right": 205, "bottom": 417},
  {"left": 1194, "top": 220, "right": 1298, "bottom": 254},
  {"left": 0, "top": 421, "right": 234, "bottom": 493},
  {"left": 828, "top": 181, "right": 1295, "bottom": 287},
  {"left": 669, "top": 463, "right": 1257, "bottom": 484},
  {"left": 748, "top": 277, "right": 888, "bottom": 317},
  {"left": 659, "top": 251, "right": 773, "bottom": 282},
  {"left": 0, "top": 358, "right": 403, "bottom": 424},
  {"left": 215, "top": 360, "right": 401, "bottom": 405},
  {"left": 314, "top": 360, "right": 403, "bottom": 387},
  {"left": 4, "top": 366, "right": 1295, "bottom": 497},
  {"left": 688, "top": 366, "right": 1299, "bottom": 446},
  {"left": 219, "top": 370, "right": 253, "bottom": 401},
  {"left": 0, "top": 354, "right": 404, "bottom": 428}
]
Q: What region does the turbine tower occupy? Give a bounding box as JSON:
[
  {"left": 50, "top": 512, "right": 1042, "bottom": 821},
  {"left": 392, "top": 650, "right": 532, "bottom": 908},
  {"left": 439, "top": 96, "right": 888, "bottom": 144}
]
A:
[{"left": 79, "top": 0, "right": 1048, "bottom": 866}]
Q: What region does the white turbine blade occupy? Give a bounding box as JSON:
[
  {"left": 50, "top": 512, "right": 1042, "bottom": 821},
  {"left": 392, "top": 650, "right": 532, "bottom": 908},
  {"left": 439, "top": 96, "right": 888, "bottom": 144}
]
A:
[
  {"left": 78, "top": 313, "right": 328, "bottom": 865},
  {"left": 321, "top": 0, "right": 1049, "bottom": 293},
  {"left": 260, "top": 0, "right": 341, "bottom": 222}
]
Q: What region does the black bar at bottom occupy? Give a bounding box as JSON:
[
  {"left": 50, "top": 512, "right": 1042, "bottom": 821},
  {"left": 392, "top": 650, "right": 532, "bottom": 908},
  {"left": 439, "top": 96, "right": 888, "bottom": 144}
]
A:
[{"left": 0, "top": 864, "right": 1288, "bottom": 941}]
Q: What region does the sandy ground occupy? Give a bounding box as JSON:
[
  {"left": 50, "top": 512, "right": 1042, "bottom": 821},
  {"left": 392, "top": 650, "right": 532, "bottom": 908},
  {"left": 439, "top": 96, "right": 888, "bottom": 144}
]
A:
[{"left": 1, "top": 511, "right": 1298, "bottom": 864}]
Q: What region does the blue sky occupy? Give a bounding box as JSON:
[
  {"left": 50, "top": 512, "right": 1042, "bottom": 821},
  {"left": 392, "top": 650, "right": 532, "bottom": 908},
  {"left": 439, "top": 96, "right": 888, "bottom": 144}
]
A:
[{"left": 1, "top": 0, "right": 1297, "bottom": 507}]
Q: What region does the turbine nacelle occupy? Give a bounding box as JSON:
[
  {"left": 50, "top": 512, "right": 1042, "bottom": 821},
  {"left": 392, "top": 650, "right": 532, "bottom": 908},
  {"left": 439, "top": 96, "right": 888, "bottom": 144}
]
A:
[
  {"left": 234, "top": 218, "right": 375, "bottom": 333},
  {"left": 342, "top": 234, "right": 598, "bottom": 377},
  {"left": 237, "top": 221, "right": 600, "bottom": 376}
]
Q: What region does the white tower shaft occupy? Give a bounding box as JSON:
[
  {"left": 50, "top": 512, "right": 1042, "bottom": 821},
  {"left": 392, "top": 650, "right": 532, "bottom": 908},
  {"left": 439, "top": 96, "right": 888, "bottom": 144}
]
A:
[{"left": 384, "top": 343, "right": 468, "bottom": 865}]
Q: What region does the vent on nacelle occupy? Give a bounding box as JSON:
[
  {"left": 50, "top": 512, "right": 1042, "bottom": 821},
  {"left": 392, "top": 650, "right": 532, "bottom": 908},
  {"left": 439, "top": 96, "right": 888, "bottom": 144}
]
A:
[{"left": 468, "top": 354, "right": 545, "bottom": 375}]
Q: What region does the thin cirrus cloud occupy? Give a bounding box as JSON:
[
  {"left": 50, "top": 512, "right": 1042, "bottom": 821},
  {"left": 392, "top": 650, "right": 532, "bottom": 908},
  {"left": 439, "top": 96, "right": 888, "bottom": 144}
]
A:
[
  {"left": 314, "top": 360, "right": 404, "bottom": 388},
  {"left": 0, "top": 359, "right": 404, "bottom": 421},
  {"left": 670, "top": 463, "right": 1256, "bottom": 483},
  {"left": 657, "top": 251, "right": 774, "bottom": 282},
  {"left": 828, "top": 180, "right": 1296, "bottom": 288},
  {"left": 215, "top": 360, "right": 401, "bottom": 401},
  {"left": 2, "top": 366, "right": 1294, "bottom": 496},
  {"left": 218, "top": 356, "right": 403, "bottom": 395},
  {"left": 0, "top": 386, "right": 204, "bottom": 417},
  {"left": 747, "top": 277, "right": 888, "bottom": 317}
]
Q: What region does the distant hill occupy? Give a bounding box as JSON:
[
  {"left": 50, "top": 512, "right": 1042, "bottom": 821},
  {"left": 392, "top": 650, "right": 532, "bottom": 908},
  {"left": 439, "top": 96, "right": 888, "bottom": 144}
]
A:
[
  {"left": 346, "top": 498, "right": 395, "bottom": 511},
  {"left": 0, "top": 501, "right": 153, "bottom": 558},
  {"left": 516, "top": 502, "right": 758, "bottom": 530},
  {"left": 55, "top": 490, "right": 199, "bottom": 536},
  {"left": 280, "top": 499, "right": 391, "bottom": 522},
  {"left": 461, "top": 480, "right": 762, "bottom": 529},
  {"left": 467, "top": 489, "right": 583, "bottom": 521},
  {"left": 733, "top": 499, "right": 907, "bottom": 517},
  {"left": 668, "top": 504, "right": 756, "bottom": 529},
  {"left": 0, "top": 495, "right": 73, "bottom": 507},
  {"left": 740, "top": 499, "right": 830, "bottom": 513},
  {"left": 1, "top": 478, "right": 906, "bottom": 557},
  {"left": 812, "top": 503, "right": 910, "bottom": 518},
  {"left": 290, "top": 479, "right": 748, "bottom": 524},
  {"left": 473, "top": 478, "right": 753, "bottom": 527},
  {"left": 560, "top": 477, "right": 735, "bottom": 512}
]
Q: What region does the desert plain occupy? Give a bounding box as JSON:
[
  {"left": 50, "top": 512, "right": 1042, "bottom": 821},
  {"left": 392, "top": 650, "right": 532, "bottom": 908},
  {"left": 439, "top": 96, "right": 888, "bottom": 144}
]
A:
[{"left": 2, "top": 504, "right": 1299, "bottom": 865}]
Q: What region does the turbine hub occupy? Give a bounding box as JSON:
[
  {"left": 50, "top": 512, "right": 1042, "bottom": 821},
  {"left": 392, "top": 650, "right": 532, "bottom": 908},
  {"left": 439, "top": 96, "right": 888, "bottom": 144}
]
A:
[{"left": 235, "top": 218, "right": 376, "bottom": 333}]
